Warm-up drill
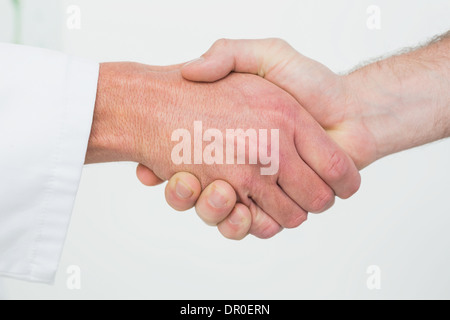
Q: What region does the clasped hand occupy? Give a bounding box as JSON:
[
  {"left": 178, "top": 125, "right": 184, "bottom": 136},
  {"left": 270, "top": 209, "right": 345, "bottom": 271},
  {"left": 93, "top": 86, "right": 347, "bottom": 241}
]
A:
[{"left": 91, "top": 39, "right": 365, "bottom": 240}]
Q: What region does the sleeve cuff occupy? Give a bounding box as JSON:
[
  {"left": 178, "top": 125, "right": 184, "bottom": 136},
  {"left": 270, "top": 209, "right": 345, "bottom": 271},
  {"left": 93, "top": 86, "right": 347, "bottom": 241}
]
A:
[
  {"left": 26, "top": 57, "right": 99, "bottom": 283},
  {"left": 0, "top": 43, "right": 99, "bottom": 283}
]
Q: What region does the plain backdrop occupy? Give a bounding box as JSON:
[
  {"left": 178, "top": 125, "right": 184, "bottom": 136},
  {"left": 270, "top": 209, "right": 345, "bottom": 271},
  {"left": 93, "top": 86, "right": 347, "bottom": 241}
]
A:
[{"left": 0, "top": 0, "right": 449, "bottom": 299}]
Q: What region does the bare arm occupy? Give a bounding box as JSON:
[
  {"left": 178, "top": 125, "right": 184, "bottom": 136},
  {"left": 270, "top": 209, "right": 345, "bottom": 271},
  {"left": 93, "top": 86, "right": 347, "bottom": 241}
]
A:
[{"left": 345, "top": 31, "right": 450, "bottom": 163}]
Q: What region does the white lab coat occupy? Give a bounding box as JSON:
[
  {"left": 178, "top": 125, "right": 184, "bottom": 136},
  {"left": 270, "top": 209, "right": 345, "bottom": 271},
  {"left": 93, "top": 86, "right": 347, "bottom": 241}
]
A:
[{"left": 0, "top": 43, "right": 99, "bottom": 283}]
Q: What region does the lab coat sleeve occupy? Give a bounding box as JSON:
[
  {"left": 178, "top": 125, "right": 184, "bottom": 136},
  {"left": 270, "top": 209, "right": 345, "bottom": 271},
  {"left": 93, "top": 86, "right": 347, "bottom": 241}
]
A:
[{"left": 0, "top": 43, "right": 99, "bottom": 283}]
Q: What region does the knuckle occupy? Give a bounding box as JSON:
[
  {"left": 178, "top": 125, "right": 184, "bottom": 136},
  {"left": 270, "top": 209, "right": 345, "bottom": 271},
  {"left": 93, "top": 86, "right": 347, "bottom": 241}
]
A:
[
  {"left": 248, "top": 203, "right": 282, "bottom": 239},
  {"left": 352, "top": 174, "right": 362, "bottom": 195},
  {"left": 214, "top": 38, "right": 231, "bottom": 48},
  {"left": 341, "top": 172, "right": 362, "bottom": 199},
  {"left": 282, "top": 105, "right": 298, "bottom": 127},
  {"left": 284, "top": 211, "right": 308, "bottom": 229},
  {"left": 310, "top": 188, "right": 335, "bottom": 213},
  {"left": 267, "top": 100, "right": 296, "bottom": 129},
  {"left": 256, "top": 221, "right": 282, "bottom": 239},
  {"left": 266, "top": 38, "right": 289, "bottom": 50},
  {"left": 326, "top": 151, "right": 349, "bottom": 181}
]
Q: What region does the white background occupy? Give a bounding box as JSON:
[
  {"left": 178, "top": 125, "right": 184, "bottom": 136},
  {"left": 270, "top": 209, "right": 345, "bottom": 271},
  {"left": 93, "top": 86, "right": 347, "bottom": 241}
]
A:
[{"left": 1, "top": 0, "right": 450, "bottom": 299}]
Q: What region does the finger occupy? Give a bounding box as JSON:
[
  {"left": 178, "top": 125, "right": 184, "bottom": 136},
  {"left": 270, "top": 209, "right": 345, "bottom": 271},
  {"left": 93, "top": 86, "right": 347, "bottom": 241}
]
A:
[
  {"left": 136, "top": 163, "right": 164, "bottom": 186},
  {"left": 278, "top": 150, "right": 335, "bottom": 214},
  {"left": 195, "top": 180, "right": 237, "bottom": 226},
  {"left": 165, "top": 172, "right": 202, "bottom": 211},
  {"left": 217, "top": 203, "right": 252, "bottom": 240},
  {"left": 293, "top": 108, "right": 361, "bottom": 199},
  {"left": 249, "top": 177, "right": 308, "bottom": 229},
  {"left": 181, "top": 39, "right": 265, "bottom": 82},
  {"left": 247, "top": 200, "right": 284, "bottom": 239}
]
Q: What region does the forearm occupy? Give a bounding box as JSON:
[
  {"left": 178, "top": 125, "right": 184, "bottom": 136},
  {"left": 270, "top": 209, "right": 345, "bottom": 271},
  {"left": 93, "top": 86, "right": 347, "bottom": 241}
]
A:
[
  {"left": 85, "top": 63, "right": 132, "bottom": 164},
  {"left": 85, "top": 62, "right": 188, "bottom": 165},
  {"left": 85, "top": 63, "right": 158, "bottom": 164},
  {"left": 346, "top": 31, "right": 450, "bottom": 163}
]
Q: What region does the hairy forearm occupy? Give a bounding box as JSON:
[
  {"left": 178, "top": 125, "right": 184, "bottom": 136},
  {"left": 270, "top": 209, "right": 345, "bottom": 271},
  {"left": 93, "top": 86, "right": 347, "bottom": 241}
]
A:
[
  {"left": 346, "top": 31, "right": 450, "bottom": 163},
  {"left": 85, "top": 62, "right": 188, "bottom": 165},
  {"left": 86, "top": 63, "right": 136, "bottom": 164},
  {"left": 85, "top": 62, "right": 159, "bottom": 164}
]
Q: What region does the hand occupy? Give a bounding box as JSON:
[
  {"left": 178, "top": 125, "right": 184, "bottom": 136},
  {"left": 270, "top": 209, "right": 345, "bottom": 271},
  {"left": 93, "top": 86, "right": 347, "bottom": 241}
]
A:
[
  {"left": 152, "top": 39, "right": 373, "bottom": 239},
  {"left": 86, "top": 62, "right": 361, "bottom": 238},
  {"left": 160, "top": 35, "right": 450, "bottom": 239},
  {"left": 182, "top": 39, "right": 378, "bottom": 169}
]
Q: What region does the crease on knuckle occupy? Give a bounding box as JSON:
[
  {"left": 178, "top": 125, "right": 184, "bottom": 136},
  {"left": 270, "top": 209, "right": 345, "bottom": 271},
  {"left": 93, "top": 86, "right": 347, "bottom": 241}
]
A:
[
  {"left": 214, "top": 38, "right": 230, "bottom": 49},
  {"left": 248, "top": 202, "right": 281, "bottom": 239},
  {"left": 327, "top": 151, "right": 348, "bottom": 181},
  {"left": 310, "top": 189, "right": 335, "bottom": 213},
  {"left": 341, "top": 173, "right": 362, "bottom": 199},
  {"left": 257, "top": 221, "right": 281, "bottom": 239},
  {"left": 267, "top": 38, "right": 289, "bottom": 50},
  {"left": 284, "top": 211, "right": 308, "bottom": 229}
]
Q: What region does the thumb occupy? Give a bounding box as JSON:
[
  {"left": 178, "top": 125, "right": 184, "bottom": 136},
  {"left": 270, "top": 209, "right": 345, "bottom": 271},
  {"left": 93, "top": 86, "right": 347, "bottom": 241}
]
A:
[
  {"left": 181, "top": 48, "right": 235, "bottom": 82},
  {"left": 181, "top": 38, "right": 309, "bottom": 85},
  {"left": 182, "top": 39, "right": 341, "bottom": 124},
  {"left": 181, "top": 38, "right": 282, "bottom": 82}
]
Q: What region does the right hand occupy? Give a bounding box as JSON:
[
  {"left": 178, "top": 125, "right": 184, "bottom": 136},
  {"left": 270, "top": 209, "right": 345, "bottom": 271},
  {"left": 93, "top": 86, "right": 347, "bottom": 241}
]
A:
[{"left": 114, "top": 58, "right": 361, "bottom": 238}]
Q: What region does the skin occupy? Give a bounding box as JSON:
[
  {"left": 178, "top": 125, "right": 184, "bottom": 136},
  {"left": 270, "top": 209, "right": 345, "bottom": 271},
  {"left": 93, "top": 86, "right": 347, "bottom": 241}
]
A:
[
  {"left": 85, "top": 62, "right": 361, "bottom": 238},
  {"left": 147, "top": 33, "right": 450, "bottom": 240}
]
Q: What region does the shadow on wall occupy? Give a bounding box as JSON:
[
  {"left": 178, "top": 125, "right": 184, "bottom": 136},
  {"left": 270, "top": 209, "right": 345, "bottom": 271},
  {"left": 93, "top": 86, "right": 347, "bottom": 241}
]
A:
[{"left": 1, "top": 0, "right": 62, "bottom": 50}]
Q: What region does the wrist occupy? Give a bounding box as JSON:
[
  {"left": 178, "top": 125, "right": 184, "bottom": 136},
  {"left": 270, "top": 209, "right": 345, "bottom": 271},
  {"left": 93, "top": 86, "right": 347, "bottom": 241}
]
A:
[
  {"left": 343, "top": 63, "right": 401, "bottom": 165},
  {"left": 344, "top": 48, "right": 450, "bottom": 165},
  {"left": 85, "top": 62, "right": 144, "bottom": 164}
]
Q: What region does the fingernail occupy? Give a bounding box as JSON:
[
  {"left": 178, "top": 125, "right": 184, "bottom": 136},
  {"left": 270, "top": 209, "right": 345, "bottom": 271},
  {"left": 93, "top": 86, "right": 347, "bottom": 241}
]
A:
[
  {"left": 175, "top": 180, "right": 194, "bottom": 199},
  {"left": 229, "top": 209, "right": 243, "bottom": 225},
  {"left": 184, "top": 57, "right": 204, "bottom": 67},
  {"left": 208, "top": 186, "right": 228, "bottom": 208}
]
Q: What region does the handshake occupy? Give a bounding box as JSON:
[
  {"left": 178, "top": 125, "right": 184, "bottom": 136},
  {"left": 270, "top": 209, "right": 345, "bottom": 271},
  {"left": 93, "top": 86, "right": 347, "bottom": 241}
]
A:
[{"left": 85, "top": 37, "right": 450, "bottom": 240}]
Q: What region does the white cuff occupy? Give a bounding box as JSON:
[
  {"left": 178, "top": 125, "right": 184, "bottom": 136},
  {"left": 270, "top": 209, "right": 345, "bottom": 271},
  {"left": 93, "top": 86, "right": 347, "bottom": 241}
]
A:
[{"left": 0, "top": 43, "right": 99, "bottom": 283}]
